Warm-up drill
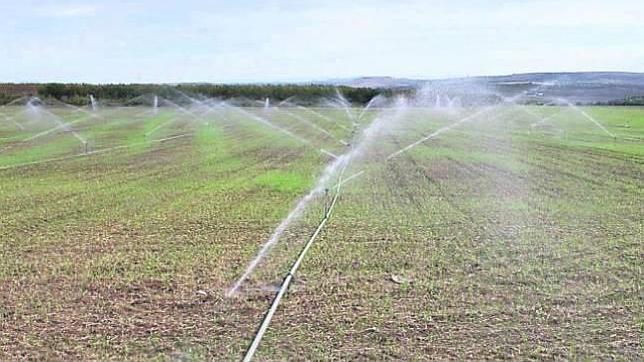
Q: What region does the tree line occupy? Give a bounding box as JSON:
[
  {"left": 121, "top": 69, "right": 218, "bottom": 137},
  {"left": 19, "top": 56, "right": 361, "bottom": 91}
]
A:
[
  {"left": 24, "top": 83, "right": 397, "bottom": 106},
  {"left": 2, "top": 83, "right": 642, "bottom": 106}
]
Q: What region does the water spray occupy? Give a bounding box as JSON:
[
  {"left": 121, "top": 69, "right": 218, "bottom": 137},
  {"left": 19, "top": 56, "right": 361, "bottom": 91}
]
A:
[
  {"left": 358, "top": 95, "right": 384, "bottom": 121},
  {"left": 223, "top": 103, "right": 313, "bottom": 146},
  {"left": 89, "top": 95, "right": 97, "bottom": 111},
  {"left": 386, "top": 106, "right": 497, "bottom": 160},
  {"left": 240, "top": 138, "right": 353, "bottom": 362},
  {"left": 558, "top": 98, "right": 616, "bottom": 138},
  {"left": 227, "top": 105, "right": 396, "bottom": 296},
  {"left": 22, "top": 98, "right": 88, "bottom": 145},
  {"left": 232, "top": 101, "right": 409, "bottom": 360},
  {"left": 280, "top": 109, "right": 345, "bottom": 146},
  {"left": 278, "top": 99, "right": 349, "bottom": 131},
  {"left": 0, "top": 133, "right": 193, "bottom": 171},
  {"left": 331, "top": 170, "right": 364, "bottom": 190},
  {"left": 530, "top": 108, "right": 566, "bottom": 129},
  {"left": 334, "top": 89, "right": 357, "bottom": 125},
  {"left": 2, "top": 115, "right": 25, "bottom": 131}
]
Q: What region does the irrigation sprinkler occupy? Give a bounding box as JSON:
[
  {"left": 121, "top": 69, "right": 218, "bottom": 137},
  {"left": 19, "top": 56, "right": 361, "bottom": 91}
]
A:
[
  {"left": 235, "top": 114, "right": 375, "bottom": 360},
  {"left": 235, "top": 103, "right": 397, "bottom": 359},
  {"left": 242, "top": 161, "right": 350, "bottom": 362}
]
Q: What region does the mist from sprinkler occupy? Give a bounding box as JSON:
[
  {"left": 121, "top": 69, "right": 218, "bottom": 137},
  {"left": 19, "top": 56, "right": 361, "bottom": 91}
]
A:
[{"left": 227, "top": 97, "right": 407, "bottom": 297}]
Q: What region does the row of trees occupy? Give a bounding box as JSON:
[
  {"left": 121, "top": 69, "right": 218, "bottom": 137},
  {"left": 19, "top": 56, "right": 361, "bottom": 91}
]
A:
[
  {"left": 31, "top": 83, "right": 394, "bottom": 106},
  {"left": 3, "top": 83, "right": 642, "bottom": 106},
  {"left": 600, "top": 96, "right": 644, "bottom": 106}
]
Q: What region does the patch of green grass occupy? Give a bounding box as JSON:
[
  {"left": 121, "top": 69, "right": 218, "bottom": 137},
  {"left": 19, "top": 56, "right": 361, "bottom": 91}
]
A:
[
  {"left": 0, "top": 136, "right": 82, "bottom": 167},
  {"left": 254, "top": 170, "right": 311, "bottom": 193},
  {"left": 0, "top": 105, "right": 641, "bottom": 360}
]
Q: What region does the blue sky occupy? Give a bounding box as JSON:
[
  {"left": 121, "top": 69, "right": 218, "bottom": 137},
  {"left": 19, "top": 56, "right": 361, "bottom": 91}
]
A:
[{"left": 2, "top": 0, "right": 643, "bottom": 83}]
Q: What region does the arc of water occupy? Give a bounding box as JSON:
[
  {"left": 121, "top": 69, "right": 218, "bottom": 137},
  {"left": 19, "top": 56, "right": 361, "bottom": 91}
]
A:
[
  {"left": 227, "top": 104, "right": 403, "bottom": 296},
  {"left": 46, "top": 98, "right": 102, "bottom": 120},
  {"left": 121, "top": 93, "right": 156, "bottom": 107},
  {"left": 559, "top": 98, "right": 615, "bottom": 137},
  {"left": 387, "top": 106, "right": 497, "bottom": 160},
  {"left": 280, "top": 109, "right": 345, "bottom": 146},
  {"left": 145, "top": 117, "right": 177, "bottom": 138},
  {"left": 240, "top": 147, "right": 354, "bottom": 361},
  {"left": 11, "top": 118, "right": 25, "bottom": 131},
  {"left": 320, "top": 148, "right": 339, "bottom": 159},
  {"left": 231, "top": 95, "right": 521, "bottom": 261},
  {"left": 23, "top": 101, "right": 87, "bottom": 145},
  {"left": 226, "top": 152, "right": 352, "bottom": 296},
  {"left": 277, "top": 96, "right": 296, "bottom": 107},
  {"left": 226, "top": 178, "right": 331, "bottom": 297},
  {"left": 299, "top": 105, "right": 349, "bottom": 131},
  {"left": 170, "top": 91, "right": 225, "bottom": 119},
  {"left": 160, "top": 97, "right": 203, "bottom": 121},
  {"left": 331, "top": 170, "right": 364, "bottom": 190},
  {"left": 334, "top": 89, "right": 357, "bottom": 125},
  {"left": 358, "top": 95, "right": 383, "bottom": 121},
  {"left": 386, "top": 92, "right": 529, "bottom": 160},
  {"left": 89, "top": 95, "right": 97, "bottom": 111},
  {"left": 1, "top": 114, "right": 25, "bottom": 130},
  {"left": 224, "top": 103, "right": 312, "bottom": 145},
  {"left": 1, "top": 133, "right": 193, "bottom": 171},
  {"left": 23, "top": 115, "right": 87, "bottom": 144},
  {"left": 317, "top": 100, "right": 518, "bottom": 200},
  {"left": 531, "top": 108, "right": 566, "bottom": 128},
  {"left": 144, "top": 97, "right": 207, "bottom": 137},
  {"left": 278, "top": 99, "right": 349, "bottom": 132}
]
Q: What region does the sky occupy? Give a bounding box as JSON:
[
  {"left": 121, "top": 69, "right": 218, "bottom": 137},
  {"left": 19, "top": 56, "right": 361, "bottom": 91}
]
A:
[{"left": 1, "top": 0, "right": 643, "bottom": 83}]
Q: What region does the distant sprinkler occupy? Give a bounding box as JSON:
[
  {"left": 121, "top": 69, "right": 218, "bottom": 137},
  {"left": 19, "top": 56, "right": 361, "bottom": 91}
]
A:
[{"left": 89, "top": 95, "right": 97, "bottom": 111}]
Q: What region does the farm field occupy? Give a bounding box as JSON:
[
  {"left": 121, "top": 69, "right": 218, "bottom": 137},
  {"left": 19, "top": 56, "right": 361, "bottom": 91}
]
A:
[{"left": 0, "top": 101, "right": 642, "bottom": 359}]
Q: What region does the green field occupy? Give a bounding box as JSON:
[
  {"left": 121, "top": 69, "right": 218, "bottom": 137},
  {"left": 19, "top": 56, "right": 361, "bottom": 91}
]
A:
[{"left": 0, "top": 103, "right": 642, "bottom": 359}]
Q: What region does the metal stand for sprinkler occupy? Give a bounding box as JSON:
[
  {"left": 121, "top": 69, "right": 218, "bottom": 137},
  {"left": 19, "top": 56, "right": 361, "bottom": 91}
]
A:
[{"left": 82, "top": 141, "right": 88, "bottom": 154}]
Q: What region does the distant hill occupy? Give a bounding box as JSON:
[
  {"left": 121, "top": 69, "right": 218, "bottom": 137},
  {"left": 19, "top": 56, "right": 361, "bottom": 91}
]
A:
[
  {"left": 326, "top": 76, "right": 425, "bottom": 88},
  {"left": 330, "top": 72, "right": 644, "bottom": 103}
]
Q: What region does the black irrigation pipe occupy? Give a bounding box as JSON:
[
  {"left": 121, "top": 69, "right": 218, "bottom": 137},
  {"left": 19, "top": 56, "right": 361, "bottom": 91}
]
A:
[
  {"left": 241, "top": 104, "right": 519, "bottom": 359},
  {"left": 242, "top": 142, "right": 353, "bottom": 362}
]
